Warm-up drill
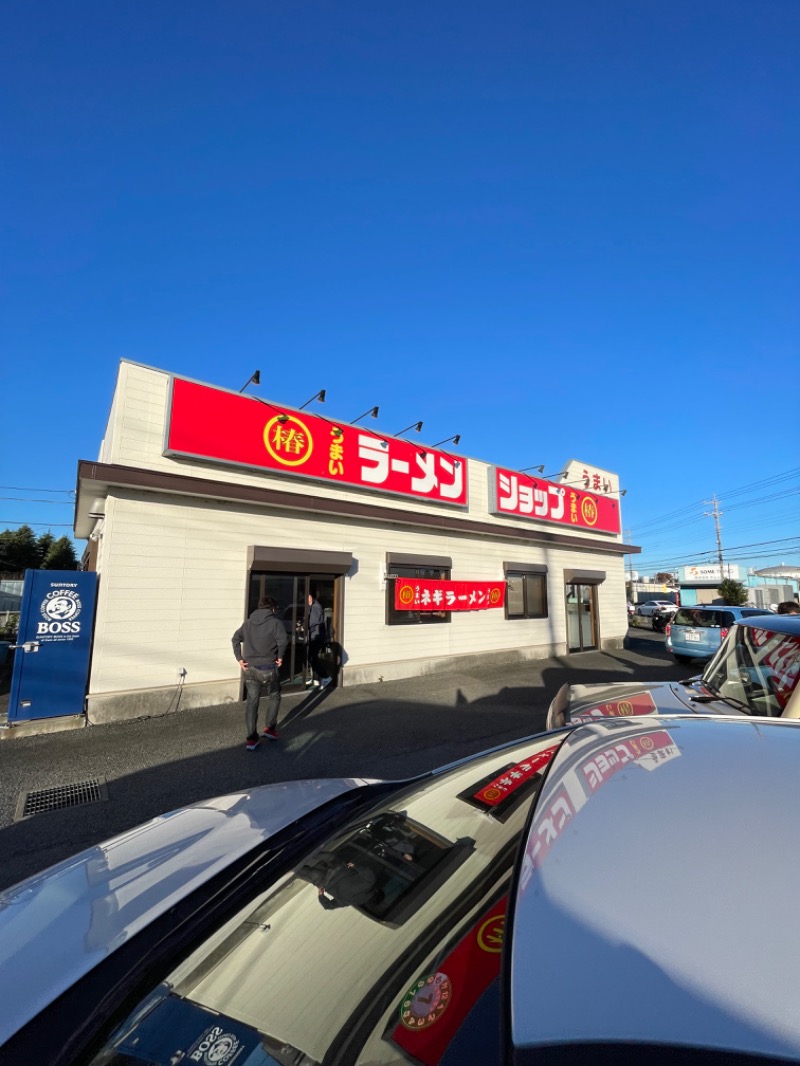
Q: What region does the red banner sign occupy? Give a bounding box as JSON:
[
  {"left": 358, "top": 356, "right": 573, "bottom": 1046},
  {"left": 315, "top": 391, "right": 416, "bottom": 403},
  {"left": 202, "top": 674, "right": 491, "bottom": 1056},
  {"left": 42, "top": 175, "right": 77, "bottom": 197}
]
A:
[
  {"left": 491, "top": 467, "right": 621, "bottom": 535},
  {"left": 393, "top": 579, "right": 506, "bottom": 611},
  {"left": 165, "top": 378, "right": 469, "bottom": 506}
]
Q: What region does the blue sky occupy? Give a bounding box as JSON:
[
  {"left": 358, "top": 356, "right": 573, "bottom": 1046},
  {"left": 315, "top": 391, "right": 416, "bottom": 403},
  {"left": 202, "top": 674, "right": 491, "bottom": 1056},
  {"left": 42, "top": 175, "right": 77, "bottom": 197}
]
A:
[{"left": 2, "top": 0, "right": 798, "bottom": 577}]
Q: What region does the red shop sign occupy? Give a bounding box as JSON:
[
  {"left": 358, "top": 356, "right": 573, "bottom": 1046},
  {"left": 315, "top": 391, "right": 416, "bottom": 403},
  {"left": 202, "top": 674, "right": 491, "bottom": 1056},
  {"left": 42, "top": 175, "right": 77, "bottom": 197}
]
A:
[
  {"left": 490, "top": 467, "right": 621, "bottom": 535},
  {"left": 165, "top": 378, "right": 469, "bottom": 507},
  {"left": 393, "top": 579, "right": 506, "bottom": 611}
]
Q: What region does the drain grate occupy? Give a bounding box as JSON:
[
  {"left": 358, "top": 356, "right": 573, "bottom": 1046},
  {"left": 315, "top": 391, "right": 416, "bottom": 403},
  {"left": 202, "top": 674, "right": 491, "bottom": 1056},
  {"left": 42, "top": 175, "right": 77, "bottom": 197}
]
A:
[{"left": 16, "top": 778, "right": 108, "bottom": 820}]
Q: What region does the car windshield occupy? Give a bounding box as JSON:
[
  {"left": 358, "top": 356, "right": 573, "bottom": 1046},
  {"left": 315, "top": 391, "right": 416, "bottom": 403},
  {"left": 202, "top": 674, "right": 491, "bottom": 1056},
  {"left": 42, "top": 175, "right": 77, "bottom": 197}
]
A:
[
  {"left": 87, "top": 733, "right": 565, "bottom": 1066},
  {"left": 702, "top": 625, "right": 800, "bottom": 716}
]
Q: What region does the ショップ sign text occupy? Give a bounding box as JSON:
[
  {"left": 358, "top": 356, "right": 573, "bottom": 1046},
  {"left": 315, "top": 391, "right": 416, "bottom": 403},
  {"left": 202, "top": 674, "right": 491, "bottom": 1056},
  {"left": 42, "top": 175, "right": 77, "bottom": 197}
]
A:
[{"left": 490, "top": 467, "right": 621, "bottom": 535}]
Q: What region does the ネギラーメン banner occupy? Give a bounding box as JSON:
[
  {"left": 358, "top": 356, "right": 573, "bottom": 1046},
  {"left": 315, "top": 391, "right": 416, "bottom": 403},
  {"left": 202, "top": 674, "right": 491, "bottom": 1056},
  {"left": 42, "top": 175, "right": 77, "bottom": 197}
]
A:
[
  {"left": 394, "top": 579, "right": 506, "bottom": 611},
  {"left": 165, "top": 378, "right": 468, "bottom": 506},
  {"left": 490, "top": 467, "right": 621, "bottom": 535}
]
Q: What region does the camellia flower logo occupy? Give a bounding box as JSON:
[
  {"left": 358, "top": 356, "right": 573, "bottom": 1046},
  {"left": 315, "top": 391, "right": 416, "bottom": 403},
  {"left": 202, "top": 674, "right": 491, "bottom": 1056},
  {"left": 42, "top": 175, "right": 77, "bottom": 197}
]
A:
[
  {"left": 263, "top": 415, "right": 314, "bottom": 467},
  {"left": 580, "top": 496, "right": 599, "bottom": 526},
  {"left": 398, "top": 583, "right": 415, "bottom": 605}
]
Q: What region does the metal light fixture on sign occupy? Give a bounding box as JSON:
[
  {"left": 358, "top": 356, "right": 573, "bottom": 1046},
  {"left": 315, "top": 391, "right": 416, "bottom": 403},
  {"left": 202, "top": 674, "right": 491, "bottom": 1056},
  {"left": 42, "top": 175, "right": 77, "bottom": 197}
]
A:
[
  {"left": 239, "top": 370, "right": 261, "bottom": 393},
  {"left": 351, "top": 406, "right": 380, "bottom": 424},
  {"left": 299, "top": 389, "right": 326, "bottom": 410}
]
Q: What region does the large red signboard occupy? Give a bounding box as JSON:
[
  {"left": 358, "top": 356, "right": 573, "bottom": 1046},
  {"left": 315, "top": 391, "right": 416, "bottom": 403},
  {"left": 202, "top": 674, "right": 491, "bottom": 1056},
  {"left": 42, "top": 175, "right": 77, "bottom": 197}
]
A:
[
  {"left": 490, "top": 467, "right": 621, "bottom": 535},
  {"left": 394, "top": 579, "right": 506, "bottom": 611},
  {"left": 165, "top": 378, "right": 469, "bottom": 507}
]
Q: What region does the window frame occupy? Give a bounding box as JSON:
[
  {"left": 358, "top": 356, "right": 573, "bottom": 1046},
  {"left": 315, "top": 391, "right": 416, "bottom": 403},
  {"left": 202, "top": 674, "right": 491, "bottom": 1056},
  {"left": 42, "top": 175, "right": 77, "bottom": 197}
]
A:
[
  {"left": 386, "top": 563, "right": 452, "bottom": 626},
  {"left": 504, "top": 564, "right": 549, "bottom": 621}
]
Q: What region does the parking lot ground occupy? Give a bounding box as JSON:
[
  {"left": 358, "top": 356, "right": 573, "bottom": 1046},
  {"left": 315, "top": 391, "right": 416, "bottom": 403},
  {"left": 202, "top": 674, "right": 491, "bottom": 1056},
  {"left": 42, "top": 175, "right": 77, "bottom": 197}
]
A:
[{"left": 0, "top": 630, "right": 691, "bottom": 891}]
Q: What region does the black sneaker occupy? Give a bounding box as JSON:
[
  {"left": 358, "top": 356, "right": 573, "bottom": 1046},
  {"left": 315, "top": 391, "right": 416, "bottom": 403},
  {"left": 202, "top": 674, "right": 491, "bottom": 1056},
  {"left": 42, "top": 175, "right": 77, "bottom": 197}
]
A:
[{"left": 246, "top": 736, "right": 260, "bottom": 751}]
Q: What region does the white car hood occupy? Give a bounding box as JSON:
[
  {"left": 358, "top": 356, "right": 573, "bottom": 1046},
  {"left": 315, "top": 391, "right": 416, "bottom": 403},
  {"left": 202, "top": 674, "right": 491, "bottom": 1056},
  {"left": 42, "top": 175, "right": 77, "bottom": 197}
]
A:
[{"left": 0, "top": 777, "right": 373, "bottom": 1047}]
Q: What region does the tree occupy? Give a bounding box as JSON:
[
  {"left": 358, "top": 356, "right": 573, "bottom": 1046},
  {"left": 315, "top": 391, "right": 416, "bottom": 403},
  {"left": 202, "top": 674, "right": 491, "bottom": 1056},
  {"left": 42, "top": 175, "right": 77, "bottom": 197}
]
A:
[
  {"left": 35, "top": 531, "right": 55, "bottom": 566},
  {"left": 0, "top": 525, "right": 40, "bottom": 572},
  {"left": 718, "top": 578, "right": 748, "bottom": 606},
  {"left": 0, "top": 527, "right": 79, "bottom": 573},
  {"left": 654, "top": 572, "right": 676, "bottom": 585},
  {"left": 41, "top": 536, "right": 79, "bottom": 570}
]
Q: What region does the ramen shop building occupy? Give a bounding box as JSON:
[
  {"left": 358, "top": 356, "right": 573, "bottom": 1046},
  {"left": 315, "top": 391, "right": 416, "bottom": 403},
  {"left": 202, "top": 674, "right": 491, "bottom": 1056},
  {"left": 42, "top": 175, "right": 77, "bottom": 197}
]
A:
[{"left": 73, "top": 361, "right": 638, "bottom": 723}]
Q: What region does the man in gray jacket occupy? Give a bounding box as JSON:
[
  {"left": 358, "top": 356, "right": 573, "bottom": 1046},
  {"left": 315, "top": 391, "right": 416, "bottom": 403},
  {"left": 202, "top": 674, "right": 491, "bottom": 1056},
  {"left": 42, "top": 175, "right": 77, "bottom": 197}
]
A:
[{"left": 232, "top": 596, "right": 289, "bottom": 750}]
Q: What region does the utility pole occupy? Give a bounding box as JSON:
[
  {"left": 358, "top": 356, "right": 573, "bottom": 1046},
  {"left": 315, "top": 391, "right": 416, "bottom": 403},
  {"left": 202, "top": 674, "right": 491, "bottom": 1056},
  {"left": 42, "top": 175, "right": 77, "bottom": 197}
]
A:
[
  {"left": 704, "top": 495, "right": 726, "bottom": 580},
  {"left": 626, "top": 528, "right": 635, "bottom": 600}
]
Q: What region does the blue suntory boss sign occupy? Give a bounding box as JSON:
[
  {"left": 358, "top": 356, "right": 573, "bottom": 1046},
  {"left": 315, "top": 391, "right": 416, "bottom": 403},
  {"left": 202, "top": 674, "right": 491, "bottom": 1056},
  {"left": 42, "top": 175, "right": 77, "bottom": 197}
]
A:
[{"left": 8, "top": 570, "right": 98, "bottom": 722}]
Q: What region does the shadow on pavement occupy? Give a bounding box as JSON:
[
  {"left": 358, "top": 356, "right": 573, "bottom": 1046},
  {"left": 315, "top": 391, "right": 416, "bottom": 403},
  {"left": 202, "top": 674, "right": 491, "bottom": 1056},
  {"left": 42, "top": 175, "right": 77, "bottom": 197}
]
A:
[{"left": 0, "top": 633, "right": 696, "bottom": 892}]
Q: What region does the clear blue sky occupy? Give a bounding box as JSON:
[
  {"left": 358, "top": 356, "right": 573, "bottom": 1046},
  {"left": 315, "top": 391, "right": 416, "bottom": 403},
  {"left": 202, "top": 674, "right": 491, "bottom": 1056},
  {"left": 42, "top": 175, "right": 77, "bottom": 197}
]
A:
[{"left": 2, "top": 0, "right": 798, "bottom": 577}]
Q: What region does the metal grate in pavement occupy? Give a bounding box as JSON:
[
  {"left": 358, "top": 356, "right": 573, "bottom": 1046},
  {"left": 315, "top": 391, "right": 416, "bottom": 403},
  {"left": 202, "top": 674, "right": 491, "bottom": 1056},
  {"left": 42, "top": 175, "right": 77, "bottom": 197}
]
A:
[{"left": 16, "top": 778, "right": 108, "bottom": 820}]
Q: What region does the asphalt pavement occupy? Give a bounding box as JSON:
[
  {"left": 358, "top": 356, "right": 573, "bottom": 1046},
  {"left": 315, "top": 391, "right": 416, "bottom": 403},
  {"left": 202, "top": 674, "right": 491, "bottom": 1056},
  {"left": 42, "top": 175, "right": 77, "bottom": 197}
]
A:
[{"left": 0, "top": 629, "right": 692, "bottom": 891}]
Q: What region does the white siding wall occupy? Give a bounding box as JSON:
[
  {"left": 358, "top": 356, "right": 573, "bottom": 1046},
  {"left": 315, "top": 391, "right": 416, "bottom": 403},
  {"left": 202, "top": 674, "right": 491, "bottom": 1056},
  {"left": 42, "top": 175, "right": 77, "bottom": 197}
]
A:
[{"left": 90, "top": 490, "right": 627, "bottom": 697}]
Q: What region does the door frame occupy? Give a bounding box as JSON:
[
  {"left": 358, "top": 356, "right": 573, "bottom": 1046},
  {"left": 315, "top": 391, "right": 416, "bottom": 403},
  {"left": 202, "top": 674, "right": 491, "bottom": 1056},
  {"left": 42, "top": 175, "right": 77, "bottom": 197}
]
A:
[
  {"left": 245, "top": 570, "right": 343, "bottom": 690},
  {"left": 564, "top": 581, "right": 599, "bottom": 653}
]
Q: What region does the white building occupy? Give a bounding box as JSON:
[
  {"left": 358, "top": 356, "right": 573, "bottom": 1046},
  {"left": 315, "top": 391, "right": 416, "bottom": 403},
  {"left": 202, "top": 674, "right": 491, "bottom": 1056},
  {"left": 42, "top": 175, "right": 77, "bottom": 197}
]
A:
[{"left": 74, "top": 361, "right": 637, "bottom": 723}]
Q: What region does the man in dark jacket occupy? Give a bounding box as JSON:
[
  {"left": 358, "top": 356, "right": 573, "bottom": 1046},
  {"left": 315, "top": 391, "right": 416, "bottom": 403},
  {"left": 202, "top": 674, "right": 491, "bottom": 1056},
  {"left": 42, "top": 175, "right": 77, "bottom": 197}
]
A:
[
  {"left": 232, "top": 596, "right": 289, "bottom": 750},
  {"left": 305, "top": 592, "right": 327, "bottom": 688}
]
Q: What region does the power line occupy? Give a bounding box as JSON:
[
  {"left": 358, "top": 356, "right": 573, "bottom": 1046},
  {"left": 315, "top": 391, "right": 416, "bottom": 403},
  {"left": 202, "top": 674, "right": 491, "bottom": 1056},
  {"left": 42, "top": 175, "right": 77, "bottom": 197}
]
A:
[
  {"left": 632, "top": 536, "right": 800, "bottom": 573},
  {"left": 0, "top": 497, "right": 74, "bottom": 504},
  {"left": 0, "top": 520, "right": 74, "bottom": 528},
  {"left": 629, "top": 466, "right": 800, "bottom": 535},
  {"left": 0, "top": 486, "right": 73, "bottom": 494}
]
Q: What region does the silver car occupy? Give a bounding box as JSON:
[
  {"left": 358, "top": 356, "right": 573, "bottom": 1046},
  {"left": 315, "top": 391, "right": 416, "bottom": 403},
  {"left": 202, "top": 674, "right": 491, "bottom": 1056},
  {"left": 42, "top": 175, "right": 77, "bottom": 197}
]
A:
[
  {"left": 635, "top": 599, "right": 678, "bottom": 617},
  {"left": 4, "top": 715, "right": 800, "bottom": 1065},
  {"left": 548, "top": 614, "right": 800, "bottom": 729}
]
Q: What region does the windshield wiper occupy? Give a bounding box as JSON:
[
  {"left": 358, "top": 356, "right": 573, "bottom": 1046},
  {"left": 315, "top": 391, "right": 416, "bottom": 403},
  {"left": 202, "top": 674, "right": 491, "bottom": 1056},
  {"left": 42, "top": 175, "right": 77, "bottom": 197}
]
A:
[{"left": 688, "top": 692, "right": 751, "bottom": 712}]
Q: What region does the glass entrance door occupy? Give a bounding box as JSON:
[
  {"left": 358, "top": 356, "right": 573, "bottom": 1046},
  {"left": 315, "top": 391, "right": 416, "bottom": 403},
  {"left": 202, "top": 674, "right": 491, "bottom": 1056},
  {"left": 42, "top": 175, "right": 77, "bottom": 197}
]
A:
[
  {"left": 247, "top": 572, "right": 337, "bottom": 688},
  {"left": 565, "top": 583, "right": 598, "bottom": 652}
]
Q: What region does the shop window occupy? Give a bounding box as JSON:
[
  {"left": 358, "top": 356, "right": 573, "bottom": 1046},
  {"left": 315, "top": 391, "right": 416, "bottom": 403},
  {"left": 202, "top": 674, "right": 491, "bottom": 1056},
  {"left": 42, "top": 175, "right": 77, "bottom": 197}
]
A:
[
  {"left": 386, "top": 565, "right": 452, "bottom": 626},
  {"left": 505, "top": 571, "right": 548, "bottom": 620}
]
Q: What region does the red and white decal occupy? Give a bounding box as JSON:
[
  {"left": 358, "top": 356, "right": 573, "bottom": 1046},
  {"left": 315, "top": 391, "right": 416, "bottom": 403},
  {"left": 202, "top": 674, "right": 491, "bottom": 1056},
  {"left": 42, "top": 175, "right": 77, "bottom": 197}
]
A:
[{"left": 570, "top": 690, "right": 658, "bottom": 722}]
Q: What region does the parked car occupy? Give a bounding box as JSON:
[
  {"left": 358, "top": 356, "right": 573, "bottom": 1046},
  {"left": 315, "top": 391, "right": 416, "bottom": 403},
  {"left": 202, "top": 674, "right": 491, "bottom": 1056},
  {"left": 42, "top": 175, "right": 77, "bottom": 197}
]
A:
[
  {"left": 5, "top": 714, "right": 800, "bottom": 1065},
  {"left": 548, "top": 614, "right": 800, "bottom": 729},
  {"left": 667, "top": 604, "right": 771, "bottom": 662},
  {"left": 651, "top": 603, "right": 678, "bottom": 632},
  {"left": 635, "top": 599, "right": 677, "bottom": 617},
  {"left": 629, "top": 603, "right": 675, "bottom": 631}
]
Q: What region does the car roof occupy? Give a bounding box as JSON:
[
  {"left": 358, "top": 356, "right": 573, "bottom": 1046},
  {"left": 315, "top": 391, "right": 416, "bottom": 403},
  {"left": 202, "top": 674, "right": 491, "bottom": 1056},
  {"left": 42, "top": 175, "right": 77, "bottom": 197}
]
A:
[
  {"left": 736, "top": 613, "right": 800, "bottom": 634},
  {"left": 676, "top": 605, "right": 768, "bottom": 614},
  {"left": 511, "top": 715, "right": 800, "bottom": 1060},
  {"left": 0, "top": 778, "right": 370, "bottom": 1048}
]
